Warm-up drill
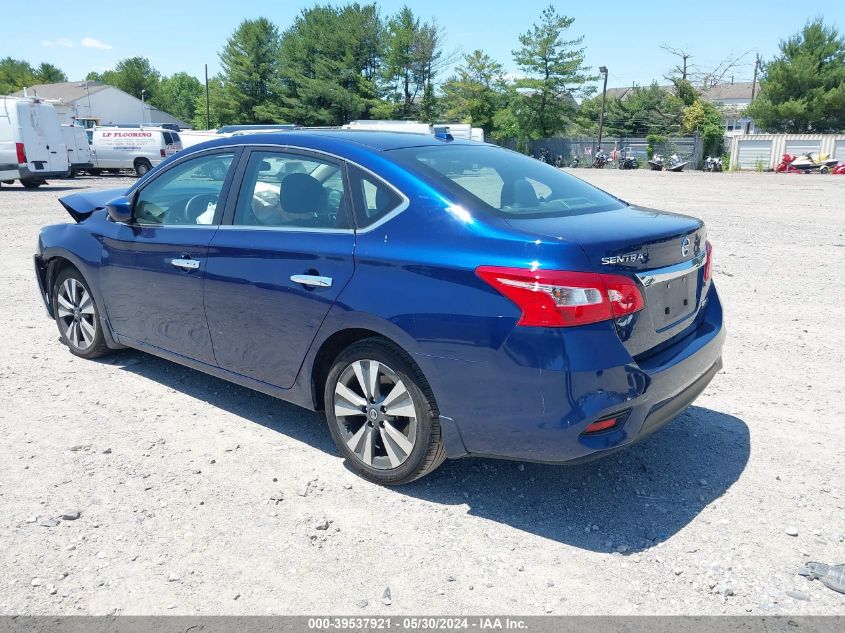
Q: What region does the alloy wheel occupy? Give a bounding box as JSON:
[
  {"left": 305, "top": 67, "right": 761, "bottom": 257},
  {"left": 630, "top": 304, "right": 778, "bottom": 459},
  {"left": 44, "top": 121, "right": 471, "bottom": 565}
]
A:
[
  {"left": 333, "top": 359, "right": 418, "bottom": 470},
  {"left": 56, "top": 278, "right": 97, "bottom": 350}
]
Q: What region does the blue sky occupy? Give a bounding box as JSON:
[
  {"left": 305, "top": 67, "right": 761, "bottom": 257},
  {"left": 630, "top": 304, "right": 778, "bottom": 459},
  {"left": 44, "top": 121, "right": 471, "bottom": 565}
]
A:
[{"left": 3, "top": 1, "right": 843, "bottom": 91}]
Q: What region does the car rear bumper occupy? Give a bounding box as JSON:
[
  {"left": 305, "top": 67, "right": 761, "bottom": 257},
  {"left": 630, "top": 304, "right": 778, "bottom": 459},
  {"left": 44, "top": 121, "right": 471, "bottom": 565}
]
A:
[{"left": 428, "top": 284, "right": 725, "bottom": 463}]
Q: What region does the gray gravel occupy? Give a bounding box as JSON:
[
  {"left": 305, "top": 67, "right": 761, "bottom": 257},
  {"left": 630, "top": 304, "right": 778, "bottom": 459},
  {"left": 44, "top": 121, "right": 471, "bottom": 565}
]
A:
[{"left": 0, "top": 171, "right": 843, "bottom": 615}]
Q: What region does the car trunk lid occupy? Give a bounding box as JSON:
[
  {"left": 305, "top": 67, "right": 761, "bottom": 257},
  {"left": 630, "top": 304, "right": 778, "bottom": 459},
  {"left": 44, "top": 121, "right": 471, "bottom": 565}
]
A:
[{"left": 506, "top": 205, "right": 708, "bottom": 356}]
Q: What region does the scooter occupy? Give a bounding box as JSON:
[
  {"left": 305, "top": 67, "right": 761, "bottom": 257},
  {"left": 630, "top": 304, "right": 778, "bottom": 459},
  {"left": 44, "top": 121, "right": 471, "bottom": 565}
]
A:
[
  {"left": 704, "top": 156, "right": 723, "bottom": 172},
  {"left": 647, "top": 154, "right": 665, "bottom": 171},
  {"left": 554, "top": 154, "right": 564, "bottom": 168},
  {"left": 569, "top": 156, "right": 580, "bottom": 168},
  {"left": 790, "top": 152, "right": 839, "bottom": 173},
  {"left": 666, "top": 154, "right": 687, "bottom": 172}
]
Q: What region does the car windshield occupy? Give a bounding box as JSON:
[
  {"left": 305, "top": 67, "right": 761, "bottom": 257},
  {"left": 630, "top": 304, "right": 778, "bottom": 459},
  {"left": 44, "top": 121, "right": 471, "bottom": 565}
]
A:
[{"left": 391, "top": 144, "right": 624, "bottom": 218}]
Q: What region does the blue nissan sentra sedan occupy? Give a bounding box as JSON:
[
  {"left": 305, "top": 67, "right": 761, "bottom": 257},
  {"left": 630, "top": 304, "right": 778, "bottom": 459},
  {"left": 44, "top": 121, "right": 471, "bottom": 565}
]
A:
[{"left": 34, "top": 131, "right": 724, "bottom": 485}]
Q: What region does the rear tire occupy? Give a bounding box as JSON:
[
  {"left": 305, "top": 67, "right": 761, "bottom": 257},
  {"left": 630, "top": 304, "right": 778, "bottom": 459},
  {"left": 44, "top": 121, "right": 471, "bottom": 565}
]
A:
[
  {"left": 53, "top": 267, "right": 111, "bottom": 359},
  {"left": 134, "top": 160, "right": 151, "bottom": 177},
  {"left": 324, "top": 338, "right": 446, "bottom": 485}
]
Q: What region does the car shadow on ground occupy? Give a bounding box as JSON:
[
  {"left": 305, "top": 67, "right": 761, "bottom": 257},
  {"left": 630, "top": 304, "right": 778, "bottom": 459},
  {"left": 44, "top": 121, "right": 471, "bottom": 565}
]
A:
[{"left": 107, "top": 349, "right": 749, "bottom": 553}]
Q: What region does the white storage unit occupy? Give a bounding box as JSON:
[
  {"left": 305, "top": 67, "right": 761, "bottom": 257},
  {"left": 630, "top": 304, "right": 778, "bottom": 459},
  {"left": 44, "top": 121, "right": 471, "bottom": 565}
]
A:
[
  {"left": 785, "top": 139, "right": 821, "bottom": 156},
  {"left": 736, "top": 139, "right": 772, "bottom": 169},
  {"left": 834, "top": 140, "right": 845, "bottom": 161}
]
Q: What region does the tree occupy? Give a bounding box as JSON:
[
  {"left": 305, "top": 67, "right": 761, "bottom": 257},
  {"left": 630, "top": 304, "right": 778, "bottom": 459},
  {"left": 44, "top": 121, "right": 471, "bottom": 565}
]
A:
[
  {"left": 380, "top": 6, "right": 448, "bottom": 120},
  {"left": 218, "top": 18, "right": 284, "bottom": 123},
  {"left": 747, "top": 18, "right": 845, "bottom": 133},
  {"left": 441, "top": 50, "right": 506, "bottom": 134},
  {"left": 158, "top": 72, "right": 203, "bottom": 125},
  {"left": 600, "top": 83, "right": 684, "bottom": 137},
  {"left": 279, "top": 3, "right": 383, "bottom": 125},
  {"left": 0, "top": 58, "right": 66, "bottom": 93},
  {"left": 192, "top": 75, "right": 229, "bottom": 130},
  {"left": 34, "top": 63, "right": 67, "bottom": 84},
  {"left": 682, "top": 99, "right": 725, "bottom": 156},
  {"left": 100, "top": 57, "right": 161, "bottom": 101},
  {"left": 511, "top": 5, "right": 595, "bottom": 138}
]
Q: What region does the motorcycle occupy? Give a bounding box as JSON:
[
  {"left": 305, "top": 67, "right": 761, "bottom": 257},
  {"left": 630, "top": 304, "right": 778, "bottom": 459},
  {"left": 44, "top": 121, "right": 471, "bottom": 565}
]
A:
[
  {"left": 647, "top": 154, "right": 665, "bottom": 171},
  {"left": 569, "top": 156, "right": 580, "bottom": 168},
  {"left": 536, "top": 148, "right": 553, "bottom": 165},
  {"left": 704, "top": 156, "right": 723, "bottom": 172},
  {"left": 790, "top": 152, "right": 839, "bottom": 173},
  {"left": 618, "top": 149, "right": 639, "bottom": 170},
  {"left": 554, "top": 154, "right": 564, "bottom": 168},
  {"left": 592, "top": 149, "right": 609, "bottom": 169}
]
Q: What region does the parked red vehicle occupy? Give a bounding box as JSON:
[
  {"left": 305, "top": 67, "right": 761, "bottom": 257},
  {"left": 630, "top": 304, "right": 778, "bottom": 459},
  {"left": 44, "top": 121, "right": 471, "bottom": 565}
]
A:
[
  {"left": 834, "top": 163, "right": 845, "bottom": 175},
  {"left": 776, "top": 154, "right": 801, "bottom": 173}
]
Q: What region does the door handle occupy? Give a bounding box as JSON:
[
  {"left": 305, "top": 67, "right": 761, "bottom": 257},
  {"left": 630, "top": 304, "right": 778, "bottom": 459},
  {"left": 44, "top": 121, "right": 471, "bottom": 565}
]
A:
[
  {"left": 290, "top": 274, "right": 332, "bottom": 288},
  {"left": 171, "top": 258, "right": 200, "bottom": 271}
]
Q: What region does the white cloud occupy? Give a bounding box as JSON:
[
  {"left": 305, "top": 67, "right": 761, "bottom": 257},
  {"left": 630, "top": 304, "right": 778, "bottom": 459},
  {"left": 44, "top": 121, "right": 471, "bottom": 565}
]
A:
[
  {"left": 81, "top": 37, "right": 112, "bottom": 50},
  {"left": 42, "top": 38, "right": 74, "bottom": 48}
]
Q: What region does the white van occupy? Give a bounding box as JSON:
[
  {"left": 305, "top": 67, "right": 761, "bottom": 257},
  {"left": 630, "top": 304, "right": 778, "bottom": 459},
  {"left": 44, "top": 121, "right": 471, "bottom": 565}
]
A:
[
  {"left": 89, "top": 127, "right": 183, "bottom": 176},
  {"left": 61, "top": 124, "right": 93, "bottom": 176},
  {"left": 0, "top": 96, "right": 69, "bottom": 189}
]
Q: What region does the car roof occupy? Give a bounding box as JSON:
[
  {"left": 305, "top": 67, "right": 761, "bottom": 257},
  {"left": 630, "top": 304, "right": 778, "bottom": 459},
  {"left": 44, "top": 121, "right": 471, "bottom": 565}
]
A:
[{"left": 197, "top": 129, "right": 482, "bottom": 154}]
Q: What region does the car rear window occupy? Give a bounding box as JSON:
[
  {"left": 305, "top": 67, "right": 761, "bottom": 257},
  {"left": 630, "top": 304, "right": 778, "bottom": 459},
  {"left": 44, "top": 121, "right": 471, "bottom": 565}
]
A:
[
  {"left": 163, "top": 132, "right": 174, "bottom": 144},
  {"left": 391, "top": 145, "right": 623, "bottom": 218}
]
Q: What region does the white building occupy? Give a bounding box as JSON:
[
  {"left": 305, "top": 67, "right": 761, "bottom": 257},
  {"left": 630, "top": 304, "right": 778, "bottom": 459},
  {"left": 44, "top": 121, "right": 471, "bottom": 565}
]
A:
[{"left": 12, "top": 81, "right": 189, "bottom": 129}]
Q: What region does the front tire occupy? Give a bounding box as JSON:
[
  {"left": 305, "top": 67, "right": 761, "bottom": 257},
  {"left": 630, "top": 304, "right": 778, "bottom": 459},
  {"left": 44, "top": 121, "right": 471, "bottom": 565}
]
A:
[
  {"left": 53, "top": 267, "right": 110, "bottom": 359},
  {"left": 324, "top": 338, "right": 446, "bottom": 485}
]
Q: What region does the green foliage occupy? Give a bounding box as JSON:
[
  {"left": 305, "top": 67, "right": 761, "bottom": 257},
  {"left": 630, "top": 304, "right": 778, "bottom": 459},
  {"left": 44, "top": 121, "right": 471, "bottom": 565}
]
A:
[
  {"left": 604, "top": 83, "right": 684, "bottom": 137},
  {"left": 380, "top": 6, "right": 444, "bottom": 119},
  {"left": 682, "top": 98, "right": 724, "bottom": 156},
  {"left": 279, "top": 3, "right": 382, "bottom": 125},
  {"left": 511, "top": 5, "right": 595, "bottom": 138},
  {"left": 100, "top": 57, "right": 161, "bottom": 101},
  {"left": 646, "top": 133, "right": 665, "bottom": 159},
  {"left": 748, "top": 18, "right": 845, "bottom": 133},
  {"left": 441, "top": 50, "right": 506, "bottom": 134},
  {"left": 218, "top": 18, "right": 284, "bottom": 123},
  {"left": 158, "top": 72, "right": 203, "bottom": 126},
  {"left": 0, "top": 57, "right": 67, "bottom": 93}
]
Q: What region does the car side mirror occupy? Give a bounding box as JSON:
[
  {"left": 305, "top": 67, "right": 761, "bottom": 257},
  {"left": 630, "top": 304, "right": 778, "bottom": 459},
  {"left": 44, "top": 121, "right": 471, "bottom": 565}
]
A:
[{"left": 105, "top": 196, "right": 132, "bottom": 223}]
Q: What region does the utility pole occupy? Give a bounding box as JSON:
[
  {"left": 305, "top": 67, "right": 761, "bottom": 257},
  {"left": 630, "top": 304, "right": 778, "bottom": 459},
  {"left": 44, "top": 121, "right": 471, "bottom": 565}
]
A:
[
  {"left": 597, "top": 66, "right": 609, "bottom": 152},
  {"left": 140, "top": 89, "right": 147, "bottom": 126},
  {"left": 747, "top": 54, "right": 761, "bottom": 134},
  {"left": 205, "top": 64, "right": 210, "bottom": 131},
  {"left": 751, "top": 54, "right": 760, "bottom": 102}
]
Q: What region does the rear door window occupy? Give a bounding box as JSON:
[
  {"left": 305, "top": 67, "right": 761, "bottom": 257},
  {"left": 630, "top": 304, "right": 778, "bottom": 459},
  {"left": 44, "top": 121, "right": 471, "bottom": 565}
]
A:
[{"left": 349, "top": 166, "right": 404, "bottom": 229}]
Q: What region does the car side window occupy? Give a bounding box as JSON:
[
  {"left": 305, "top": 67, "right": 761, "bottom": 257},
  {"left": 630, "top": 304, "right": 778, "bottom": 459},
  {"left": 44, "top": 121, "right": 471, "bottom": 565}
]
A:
[
  {"left": 349, "top": 167, "right": 403, "bottom": 228},
  {"left": 233, "top": 151, "right": 350, "bottom": 230},
  {"left": 134, "top": 152, "right": 234, "bottom": 226}
]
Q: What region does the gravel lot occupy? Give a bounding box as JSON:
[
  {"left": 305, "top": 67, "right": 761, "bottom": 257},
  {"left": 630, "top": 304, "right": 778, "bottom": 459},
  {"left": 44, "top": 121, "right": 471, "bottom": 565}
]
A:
[{"left": 1, "top": 170, "right": 843, "bottom": 615}]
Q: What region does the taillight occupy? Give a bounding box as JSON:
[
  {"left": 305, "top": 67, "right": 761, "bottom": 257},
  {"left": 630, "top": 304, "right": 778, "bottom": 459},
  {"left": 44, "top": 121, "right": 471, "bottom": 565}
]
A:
[
  {"left": 160, "top": 149, "right": 166, "bottom": 157},
  {"left": 476, "top": 266, "right": 644, "bottom": 327},
  {"left": 15, "top": 142, "right": 27, "bottom": 164},
  {"left": 703, "top": 240, "right": 713, "bottom": 282},
  {"left": 583, "top": 417, "right": 619, "bottom": 434}
]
